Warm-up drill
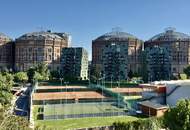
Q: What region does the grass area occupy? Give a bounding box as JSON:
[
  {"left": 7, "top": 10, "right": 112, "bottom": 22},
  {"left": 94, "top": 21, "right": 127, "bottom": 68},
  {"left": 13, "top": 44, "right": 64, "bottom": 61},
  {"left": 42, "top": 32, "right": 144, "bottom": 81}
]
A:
[
  {"left": 33, "top": 105, "right": 42, "bottom": 121},
  {"left": 124, "top": 95, "right": 142, "bottom": 100},
  {"left": 36, "top": 116, "right": 139, "bottom": 130}
]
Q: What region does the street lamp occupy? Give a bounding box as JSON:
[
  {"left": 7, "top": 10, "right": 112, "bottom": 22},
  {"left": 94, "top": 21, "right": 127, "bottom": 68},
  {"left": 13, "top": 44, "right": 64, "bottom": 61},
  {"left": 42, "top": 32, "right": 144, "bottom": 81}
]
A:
[
  {"left": 64, "top": 81, "right": 69, "bottom": 105},
  {"left": 111, "top": 75, "right": 113, "bottom": 89},
  {"left": 60, "top": 78, "right": 63, "bottom": 86}
]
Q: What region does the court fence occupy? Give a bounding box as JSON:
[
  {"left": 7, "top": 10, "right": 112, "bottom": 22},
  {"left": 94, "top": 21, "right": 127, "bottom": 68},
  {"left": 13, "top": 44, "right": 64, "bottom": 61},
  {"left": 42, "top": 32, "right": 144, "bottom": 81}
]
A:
[{"left": 43, "top": 111, "right": 129, "bottom": 120}]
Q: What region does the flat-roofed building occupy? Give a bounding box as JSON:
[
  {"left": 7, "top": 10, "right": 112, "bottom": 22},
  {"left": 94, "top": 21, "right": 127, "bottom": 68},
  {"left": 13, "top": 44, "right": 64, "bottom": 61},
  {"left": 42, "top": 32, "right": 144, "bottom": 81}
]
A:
[
  {"left": 138, "top": 101, "right": 168, "bottom": 117},
  {"left": 61, "top": 47, "right": 88, "bottom": 80},
  {"left": 102, "top": 43, "right": 128, "bottom": 81},
  {"left": 146, "top": 46, "right": 171, "bottom": 81}
]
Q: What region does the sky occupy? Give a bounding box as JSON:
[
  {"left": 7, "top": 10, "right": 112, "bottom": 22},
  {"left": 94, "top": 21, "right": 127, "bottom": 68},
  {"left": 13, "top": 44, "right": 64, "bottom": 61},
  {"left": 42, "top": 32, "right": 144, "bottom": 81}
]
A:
[{"left": 1, "top": 0, "right": 190, "bottom": 60}]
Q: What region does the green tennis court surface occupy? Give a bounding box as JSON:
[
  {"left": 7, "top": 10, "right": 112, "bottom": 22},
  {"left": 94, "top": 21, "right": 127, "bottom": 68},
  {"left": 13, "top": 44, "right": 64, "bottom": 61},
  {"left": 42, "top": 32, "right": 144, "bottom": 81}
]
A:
[{"left": 44, "top": 102, "right": 126, "bottom": 116}]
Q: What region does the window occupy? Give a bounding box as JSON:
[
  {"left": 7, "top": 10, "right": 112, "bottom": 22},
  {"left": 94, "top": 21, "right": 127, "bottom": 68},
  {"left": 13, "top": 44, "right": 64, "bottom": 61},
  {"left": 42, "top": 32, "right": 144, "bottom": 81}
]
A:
[
  {"left": 29, "top": 48, "right": 32, "bottom": 52},
  {"left": 48, "top": 55, "right": 52, "bottom": 61},
  {"left": 48, "top": 48, "right": 52, "bottom": 52}
]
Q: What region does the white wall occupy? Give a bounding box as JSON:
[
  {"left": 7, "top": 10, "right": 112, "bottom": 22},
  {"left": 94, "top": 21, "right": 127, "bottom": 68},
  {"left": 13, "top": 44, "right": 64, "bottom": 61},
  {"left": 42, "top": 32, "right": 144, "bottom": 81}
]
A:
[
  {"left": 152, "top": 80, "right": 190, "bottom": 107},
  {"left": 167, "top": 85, "right": 190, "bottom": 107}
]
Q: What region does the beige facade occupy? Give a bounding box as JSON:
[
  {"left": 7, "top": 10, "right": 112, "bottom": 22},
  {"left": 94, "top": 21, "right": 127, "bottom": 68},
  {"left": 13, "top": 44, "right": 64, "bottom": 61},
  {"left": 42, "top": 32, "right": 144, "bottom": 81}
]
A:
[
  {"left": 15, "top": 31, "right": 69, "bottom": 71},
  {"left": 0, "top": 33, "right": 13, "bottom": 70}
]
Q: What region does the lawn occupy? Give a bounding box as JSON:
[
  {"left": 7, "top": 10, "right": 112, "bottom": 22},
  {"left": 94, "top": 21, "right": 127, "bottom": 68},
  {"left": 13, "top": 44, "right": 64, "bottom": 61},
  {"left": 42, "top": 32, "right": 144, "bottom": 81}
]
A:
[
  {"left": 35, "top": 116, "right": 139, "bottom": 130},
  {"left": 124, "top": 95, "right": 142, "bottom": 100},
  {"left": 33, "top": 105, "right": 42, "bottom": 120},
  {"left": 44, "top": 103, "right": 125, "bottom": 116}
]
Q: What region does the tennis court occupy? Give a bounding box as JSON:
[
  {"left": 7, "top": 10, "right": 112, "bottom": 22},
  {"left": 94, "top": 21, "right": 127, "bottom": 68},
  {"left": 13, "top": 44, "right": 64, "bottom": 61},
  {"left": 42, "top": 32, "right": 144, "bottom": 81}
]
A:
[
  {"left": 43, "top": 102, "right": 126, "bottom": 116},
  {"left": 33, "top": 84, "right": 131, "bottom": 120}
]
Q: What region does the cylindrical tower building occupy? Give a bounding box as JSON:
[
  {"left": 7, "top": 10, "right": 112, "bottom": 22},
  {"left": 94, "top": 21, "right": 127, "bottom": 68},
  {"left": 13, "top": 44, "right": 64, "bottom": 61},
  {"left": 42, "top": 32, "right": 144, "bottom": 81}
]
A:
[
  {"left": 15, "top": 31, "right": 69, "bottom": 71},
  {"left": 92, "top": 29, "right": 143, "bottom": 80},
  {"left": 145, "top": 28, "right": 190, "bottom": 77},
  {"left": 0, "top": 33, "right": 13, "bottom": 70}
]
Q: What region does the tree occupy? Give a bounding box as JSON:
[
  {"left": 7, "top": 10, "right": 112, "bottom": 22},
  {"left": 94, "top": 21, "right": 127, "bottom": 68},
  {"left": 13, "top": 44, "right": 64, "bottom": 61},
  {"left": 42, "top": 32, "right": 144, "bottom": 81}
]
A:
[
  {"left": 113, "top": 118, "right": 162, "bottom": 130},
  {"left": 180, "top": 73, "right": 187, "bottom": 80},
  {"left": 128, "top": 70, "right": 133, "bottom": 79},
  {"left": 184, "top": 65, "right": 190, "bottom": 78},
  {"left": 133, "top": 72, "right": 140, "bottom": 77},
  {"left": 0, "top": 115, "right": 30, "bottom": 130},
  {"left": 0, "top": 107, "right": 30, "bottom": 130},
  {"left": 164, "top": 99, "right": 190, "bottom": 130},
  {"left": 90, "top": 65, "right": 101, "bottom": 82},
  {"left": 14, "top": 72, "right": 28, "bottom": 86},
  {"left": 0, "top": 72, "right": 30, "bottom": 130},
  {"left": 33, "top": 72, "right": 43, "bottom": 81},
  {"left": 0, "top": 73, "right": 14, "bottom": 107},
  {"left": 35, "top": 62, "right": 50, "bottom": 81},
  {"left": 50, "top": 71, "right": 60, "bottom": 80},
  {"left": 27, "top": 67, "right": 36, "bottom": 83},
  {"left": 27, "top": 62, "right": 50, "bottom": 83}
]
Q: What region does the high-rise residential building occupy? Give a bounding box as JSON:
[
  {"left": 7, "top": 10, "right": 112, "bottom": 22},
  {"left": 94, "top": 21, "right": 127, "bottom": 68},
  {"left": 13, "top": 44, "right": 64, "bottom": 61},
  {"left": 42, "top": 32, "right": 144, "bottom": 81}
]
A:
[
  {"left": 61, "top": 47, "right": 88, "bottom": 80},
  {"left": 0, "top": 33, "right": 13, "bottom": 70},
  {"left": 102, "top": 43, "right": 128, "bottom": 81},
  {"left": 15, "top": 31, "right": 69, "bottom": 71},
  {"left": 145, "top": 28, "right": 190, "bottom": 77},
  {"left": 92, "top": 29, "right": 143, "bottom": 80},
  {"left": 146, "top": 46, "right": 171, "bottom": 81}
]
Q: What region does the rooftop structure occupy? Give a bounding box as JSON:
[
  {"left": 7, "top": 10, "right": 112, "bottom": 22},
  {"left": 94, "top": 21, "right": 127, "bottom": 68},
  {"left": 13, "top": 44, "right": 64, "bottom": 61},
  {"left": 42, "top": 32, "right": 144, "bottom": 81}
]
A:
[
  {"left": 148, "top": 27, "right": 190, "bottom": 41},
  {"left": 18, "top": 31, "right": 63, "bottom": 40},
  {"left": 139, "top": 101, "right": 168, "bottom": 110},
  {"left": 95, "top": 31, "right": 137, "bottom": 41},
  {"left": 138, "top": 101, "right": 168, "bottom": 117}
]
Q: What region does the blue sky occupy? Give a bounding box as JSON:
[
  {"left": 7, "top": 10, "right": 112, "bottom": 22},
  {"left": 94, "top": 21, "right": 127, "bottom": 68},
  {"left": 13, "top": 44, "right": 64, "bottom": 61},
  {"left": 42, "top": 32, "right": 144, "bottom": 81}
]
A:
[{"left": 1, "top": 0, "right": 190, "bottom": 59}]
